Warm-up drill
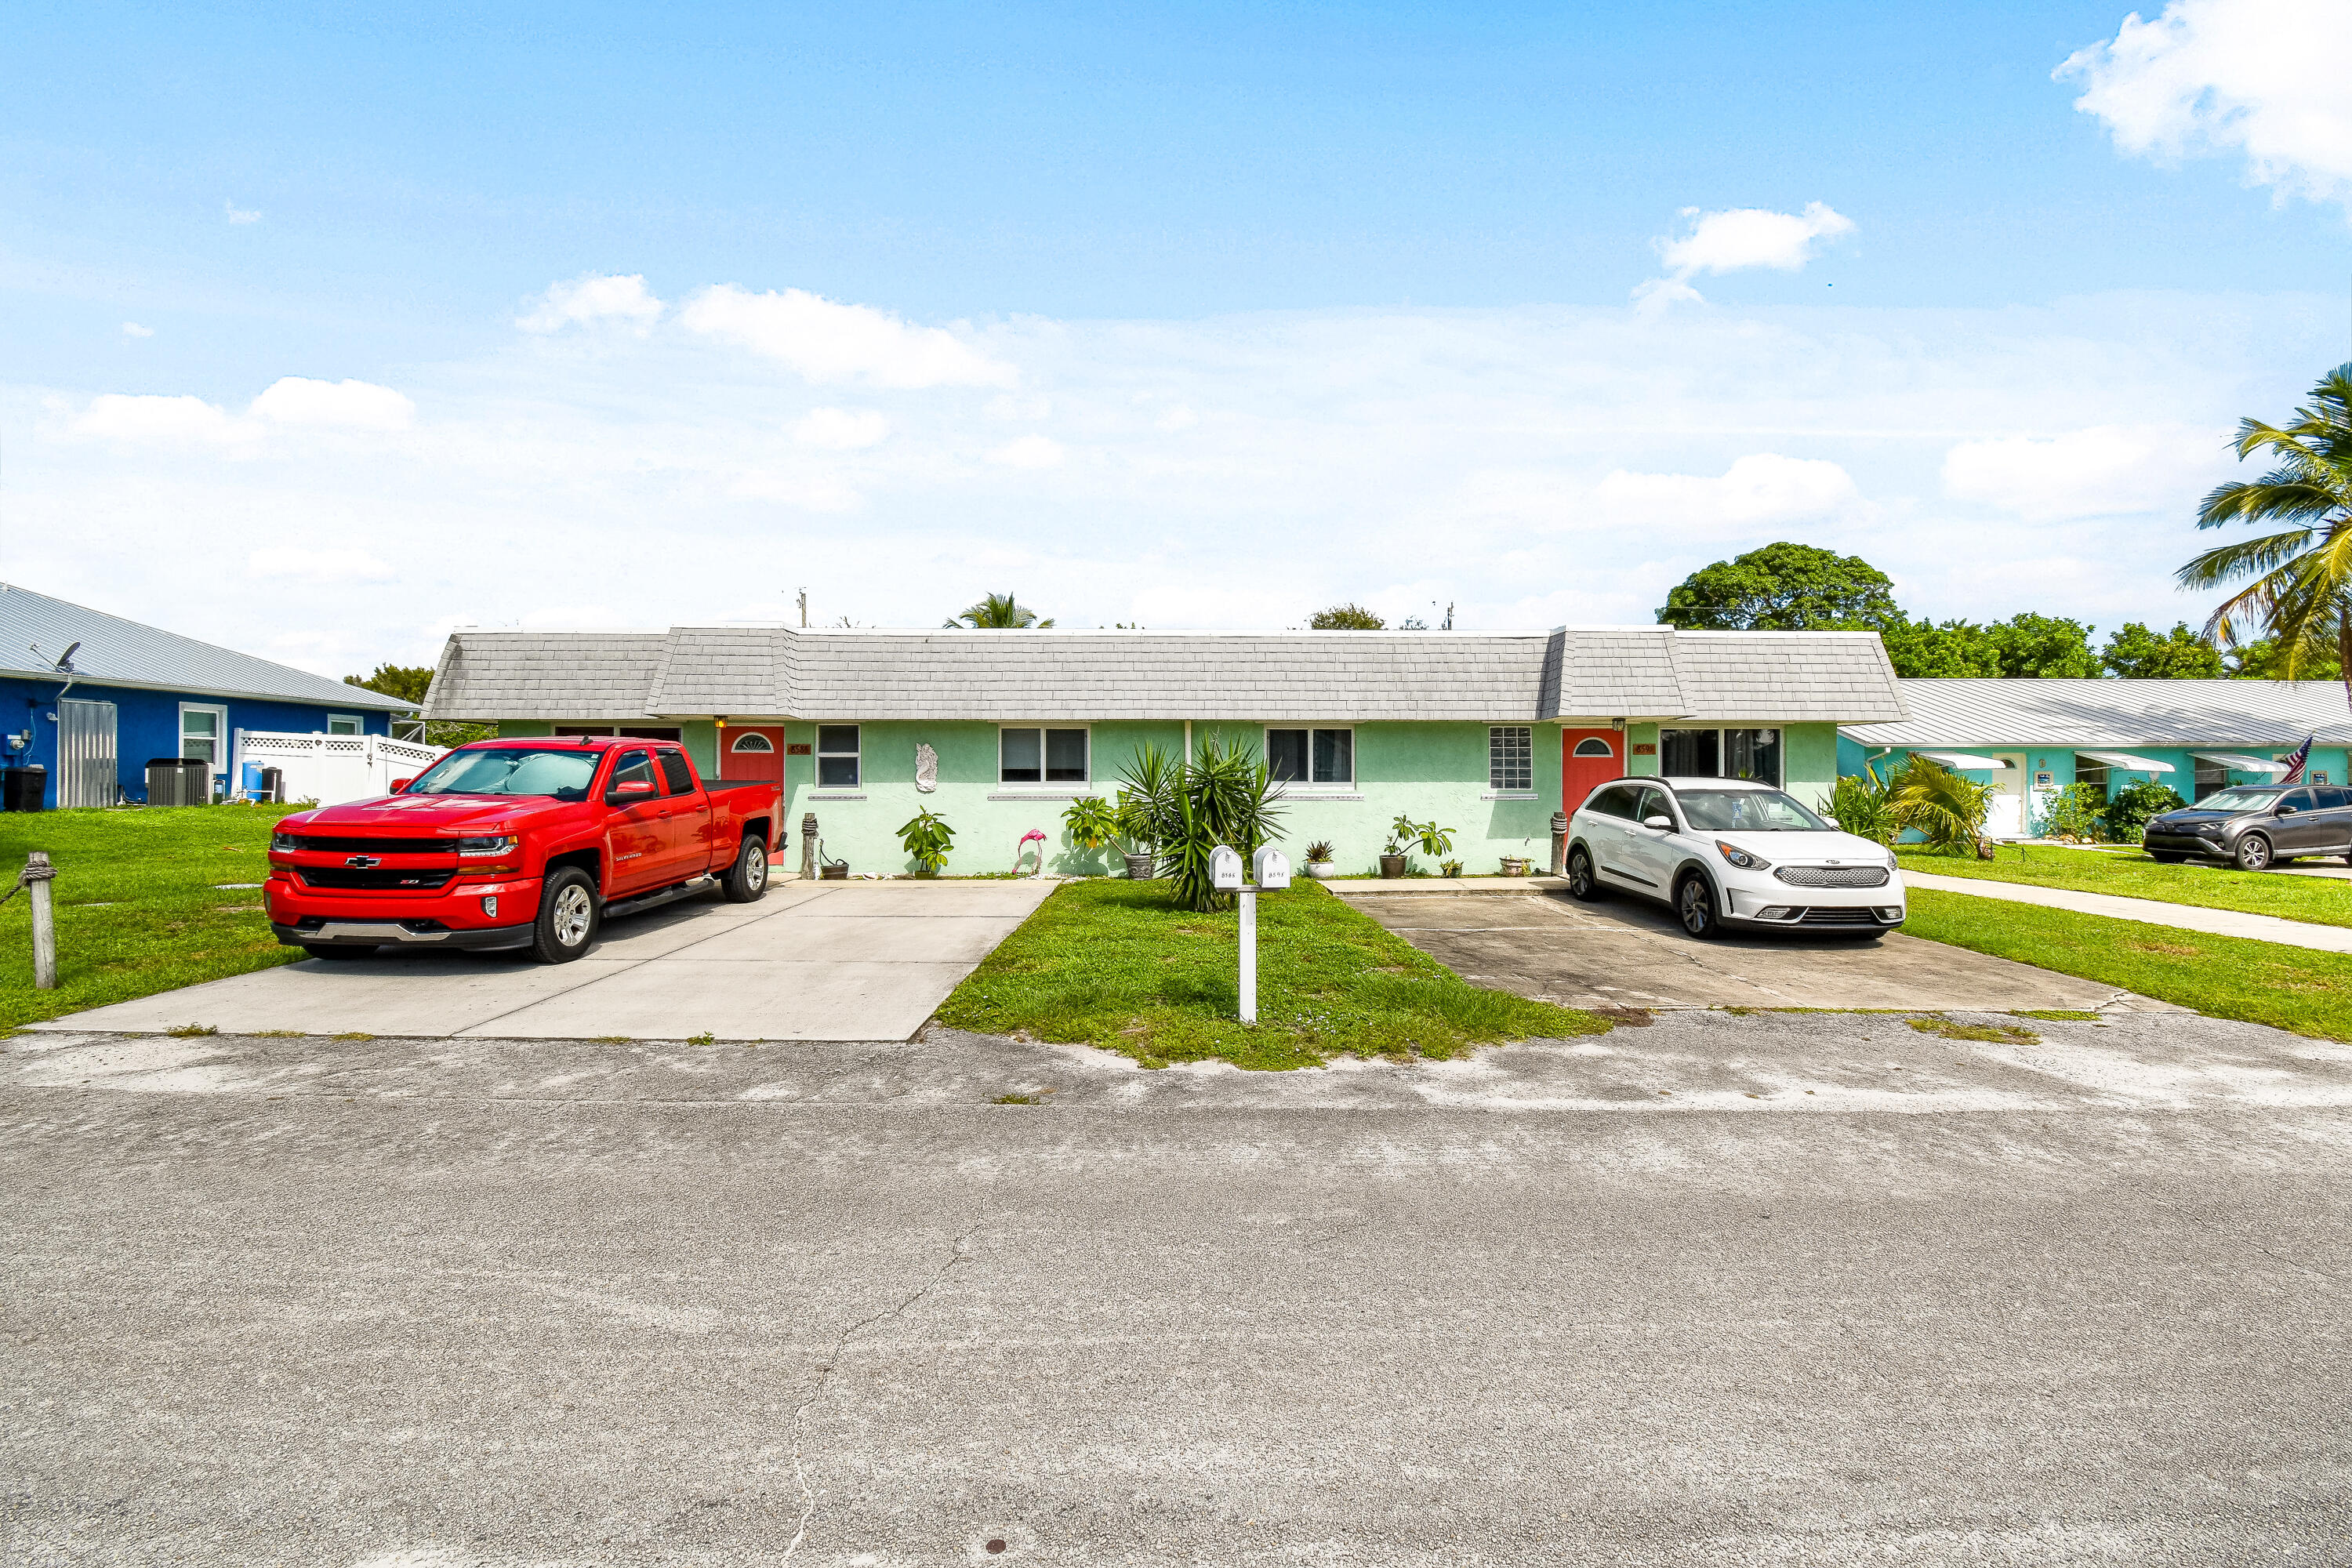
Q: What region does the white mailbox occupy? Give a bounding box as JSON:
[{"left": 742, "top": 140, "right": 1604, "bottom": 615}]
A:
[
  {"left": 1210, "top": 844, "right": 1245, "bottom": 891},
  {"left": 1252, "top": 846, "right": 1291, "bottom": 890}
]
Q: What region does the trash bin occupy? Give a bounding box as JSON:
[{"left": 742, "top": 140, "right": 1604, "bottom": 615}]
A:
[
  {"left": 2, "top": 766, "right": 46, "bottom": 812},
  {"left": 238, "top": 762, "right": 284, "bottom": 803}
]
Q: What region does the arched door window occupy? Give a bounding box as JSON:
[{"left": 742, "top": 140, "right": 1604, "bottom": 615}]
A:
[
  {"left": 1573, "top": 737, "right": 1614, "bottom": 758},
  {"left": 731, "top": 732, "right": 775, "bottom": 753}
]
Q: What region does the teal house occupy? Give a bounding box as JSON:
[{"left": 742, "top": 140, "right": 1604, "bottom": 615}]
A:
[
  {"left": 1839, "top": 677, "right": 2352, "bottom": 840},
  {"left": 424, "top": 624, "right": 1904, "bottom": 876}
]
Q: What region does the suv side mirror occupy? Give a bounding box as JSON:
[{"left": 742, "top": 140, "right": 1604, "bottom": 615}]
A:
[
  {"left": 1642, "top": 814, "right": 1673, "bottom": 831},
  {"left": 2278, "top": 803, "right": 2298, "bottom": 815},
  {"left": 1822, "top": 815, "right": 1840, "bottom": 828}
]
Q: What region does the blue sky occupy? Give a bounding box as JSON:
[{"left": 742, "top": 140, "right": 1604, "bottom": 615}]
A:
[{"left": 5, "top": 1, "right": 2350, "bottom": 669}]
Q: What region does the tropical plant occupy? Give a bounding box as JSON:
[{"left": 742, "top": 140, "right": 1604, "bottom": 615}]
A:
[
  {"left": 2034, "top": 782, "right": 2109, "bottom": 844},
  {"left": 2103, "top": 779, "right": 2188, "bottom": 845},
  {"left": 1440, "top": 858, "right": 1463, "bottom": 877},
  {"left": 1308, "top": 603, "right": 1385, "bottom": 630},
  {"left": 1826, "top": 768, "right": 1897, "bottom": 847},
  {"left": 946, "top": 591, "right": 1054, "bottom": 629},
  {"left": 2177, "top": 363, "right": 2352, "bottom": 709},
  {"left": 1304, "top": 840, "right": 1334, "bottom": 864},
  {"left": 1385, "top": 815, "right": 1454, "bottom": 865},
  {"left": 1062, "top": 796, "right": 1119, "bottom": 851},
  {"left": 1116, "top": 735, "right": 1287, "bottom": 912},
  {"left": 1887, "top": 754, "right": 1996, "bottom": 855},
  {"left": 2100, "top": 621, "right": 2225, "bottom": 678},
  {"left": 896, "top": 807, "right": 956, "bottom": 875}
]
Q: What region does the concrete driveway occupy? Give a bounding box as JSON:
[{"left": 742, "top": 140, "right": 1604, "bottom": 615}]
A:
[
  {"left": 33, "top": 877, "right": 1057, "bottom": 1042},
  {"left": 1335, "top": 883, "right": 2137, "bottom": 1012}
]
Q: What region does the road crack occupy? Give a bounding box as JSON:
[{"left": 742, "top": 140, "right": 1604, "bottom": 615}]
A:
[{"left": 780, "top": 1205, "right": 993, "bottom": 1561}]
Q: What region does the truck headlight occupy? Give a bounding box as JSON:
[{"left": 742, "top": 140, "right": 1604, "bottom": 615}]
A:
[
  {"left": 1715, "top": 840, "right": 1771, "bottom": 870},
  {"left": 270, "top": 832, "right": 302, "bottom": 851},
  {"left": 455, "top": 834, "right": 521, "bottom": 857}
]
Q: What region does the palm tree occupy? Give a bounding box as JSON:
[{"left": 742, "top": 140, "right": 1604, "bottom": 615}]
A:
[
  {"left": 946, "top": 592, "right": 1054, "bottom": 629},
  {"left": 2178, "top": 363, "right": 2352, "bottom": 705}
]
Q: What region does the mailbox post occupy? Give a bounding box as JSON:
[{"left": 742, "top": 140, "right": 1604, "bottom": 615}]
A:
[{"left": 1213, "top": 844, "right": 1290, "bottom": 1023}]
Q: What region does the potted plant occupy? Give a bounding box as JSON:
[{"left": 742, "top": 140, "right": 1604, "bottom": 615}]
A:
[
  {"left": 1384, "top": 815, "right": 1454, "bottom": 877},
  {"left": 1440, "top": 858, "right": 1463, "bottom": 878},
  {"left": 1380, "top": 816, "right": 1411, "bottom": 878},
  {"left": 1498, "top": 855, "right": 1531, "bottom": 877},
  {"left": 896, "top": 807, "right": 955, "bottom": 877},
  {"left": 1112, "top": 789, "right": 1158, "bottom": 879},
  {"left": 1303, "top": 840, "right": 1338, "bottom": 880}
]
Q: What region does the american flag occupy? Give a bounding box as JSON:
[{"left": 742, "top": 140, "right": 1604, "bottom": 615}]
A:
[{"left": 2279, "top": 734, "right": 2315, "bottom": 784}]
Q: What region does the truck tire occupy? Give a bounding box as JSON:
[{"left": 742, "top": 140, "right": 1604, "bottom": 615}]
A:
[
  {"left": 303, "top": 944, "right": 375, "bottom": 960},
  {"left": 531, "top": 867, "right": 601, "bottom": 963},
  {"left": 720, "top": 833, "right": 769, "bottom": 903}
]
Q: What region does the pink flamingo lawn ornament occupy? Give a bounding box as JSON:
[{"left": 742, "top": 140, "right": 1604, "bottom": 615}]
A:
[{"left": 1014, "top": 829, "right": 1049, "bottom": 877}]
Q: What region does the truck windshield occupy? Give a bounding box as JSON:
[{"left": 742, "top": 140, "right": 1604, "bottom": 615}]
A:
[
  {"left": 1676, "top": 789, "right": 1830, "bottom": 832},
  {"left": 403, "top": 748, "right": 600, "bottom": 800}
]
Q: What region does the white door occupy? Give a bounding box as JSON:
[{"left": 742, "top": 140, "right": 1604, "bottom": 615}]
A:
[{"left": 1985, "top": 753, "right": 2027, "bottom": 838}]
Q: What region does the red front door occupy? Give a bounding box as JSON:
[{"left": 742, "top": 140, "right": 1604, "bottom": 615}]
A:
[
  {"left": 1561, "top": 729, "right": 1622, "bottom": 814},
  {"left": 718, "top": 727, "right": 786, "bottom": 786}
]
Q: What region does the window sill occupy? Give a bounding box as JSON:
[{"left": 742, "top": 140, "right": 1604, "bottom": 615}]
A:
[
  {"left": 1483, "top": 791, "right": 1539, "bottom": 800},
  {"left": 805, "top": 791, "right": 866, "bottom": 800},
  {"left": 1280, "top": 790, "right": 1363, "bottom": 801},
  {"left": 988, "top": 789, "right": 1095, "bottom": 800}
]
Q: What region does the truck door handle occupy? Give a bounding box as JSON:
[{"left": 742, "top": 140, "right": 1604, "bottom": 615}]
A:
[{"left": 657, "top": 809, "right": 671, "bottom": 818}]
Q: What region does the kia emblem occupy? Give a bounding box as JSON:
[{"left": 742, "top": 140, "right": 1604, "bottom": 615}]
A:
[{"left": 346, "top": 854, "right": 380, "bottom": 869}]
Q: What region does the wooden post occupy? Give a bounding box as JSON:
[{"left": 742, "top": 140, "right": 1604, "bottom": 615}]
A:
[{"left": 27, "top": 851, "right": 56, "bottom": 990}]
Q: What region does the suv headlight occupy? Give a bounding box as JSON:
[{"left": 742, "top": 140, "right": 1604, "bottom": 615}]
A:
[
  {"left": 1715, "top": 840, "right": 1771, "bottom": 870},
  {"left": 454, "top": 834, "right": 521, "bottom": 857},
  {"left": 270, "top": 832, "right": 302, "bottom": 851}
]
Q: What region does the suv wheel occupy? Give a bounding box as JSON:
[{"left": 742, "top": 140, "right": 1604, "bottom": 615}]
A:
[
  {"left": 531, "top": 867, "right": 601, "bottom": 963},
  {"left": 1566, "top": 845, "right": 1602, "bottom": 902},
  {"left": 721, "top": 835, "right": 769, "bottom": 903},
  {"left": 1675, "top": 875, "right": 1722, "bottom": 939},
  {"left": 2233, "top": 834, "right": 2274, "bottom": 873}
]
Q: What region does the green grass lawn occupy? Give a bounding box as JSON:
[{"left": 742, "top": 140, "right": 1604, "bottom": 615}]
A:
[
  {"left": 0, "top": 805, "right": 303, "bottom": 1031},
  {"left": 938, "top": 877, "right": 1613, "bottom": 1070},
  {"left": 1897, "top": 843, "right": 2352, "bottom": 930},
  {"left": 1904, "top": 886, "right": 2352, "bottom": 1040}
]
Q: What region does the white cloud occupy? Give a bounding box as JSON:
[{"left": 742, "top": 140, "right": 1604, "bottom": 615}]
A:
[
  {"left": 517, "top": 273, "right": 665, "bottom": 334},
  {"left": 71, "top": 394, "right": 249, "bottom": 445},
  {"left": 789, "top": 407, "right": 889, "bottom": 449},
  {"left": 988, "top": 434, "right": 1065, "bottom": 470},
  {"left": 1941, "top": 423, "right": 2229, "bottom": 520},
  {"left": 1590, "top": 453, "right": 1868, "bottom": 535},
  {"left": 678, "top": 284, "right": 1017, "bottom": 388},
  {"left": 1635, "top": 202, "right": 1855, "bottom": 312},
  {"left": 728, "top": 469, "right": 864, "bottom": 512},
  {"left": 249, "top": 376, "right": 414, "bottom": 431},
  {"left": 247, "top": 546, "right": 396, "bottom": 584},
  {"left": 224, "top": 200, "right": 260, "bottom": 224},
  {"left": 1155, "top": 404, "right": 1199, "bottom": 432},
  {"left": 2060, "top": 0, "right": 2352, "bottom": 208},
  {"left": 120, "top": 321, "right": 154, "bottom": 339}
]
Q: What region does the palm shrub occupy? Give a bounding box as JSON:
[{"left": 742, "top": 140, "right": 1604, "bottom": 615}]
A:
[
  {"left": 1826, "top": 768, "right": 1897, "bottom": 846},
  {"left": 896, "top": 808, "right": 956, "bottom": 875},
  {"left": 2103, "top": 779, "right": 2187, "bottom": 845},
  {"left": 1116, "top": 735, "right": 1287, "bottom": 912},
  {"left": 1888, "top": 753, "right": 1996, "bottom": 855}
]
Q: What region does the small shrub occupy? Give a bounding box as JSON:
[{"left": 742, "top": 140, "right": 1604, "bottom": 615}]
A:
[
  {"left": 1305, "top": 840, "right": 1334, "bottom": 864},
  {"left": 2034, "top": 782, "right": 2109, "bottom": 843},
  {"left": 1062, "top": 797, "right": 1118, "bottom": 851},
  {"left": 896, "top": 807, "right": 956, "bottom": 875},
  {"left": 2102, "top": 779, "right": 2187, "bottom": 844},
  {"left": 1828, "top": 768, "right": 1897, "bottom": 846}
]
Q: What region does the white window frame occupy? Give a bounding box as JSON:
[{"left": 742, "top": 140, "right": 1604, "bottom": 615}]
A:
[
  {"left": 177, "top": 702, "right": 227, "bottom": 771},
  {"left": 815, "top": 724, "right": 862, "bottom": 791},
  {"left": 1488, "top": 725, "right": 1534, "bottom": 795},
  {"left": 996, "top": 725, "right": 1091, "bottom": 789},
  {"left": 1265, "top": 726, "right": 1356, "bottom": 789},
  {"left": 1658, "top": 726, "right": 1784, "bottom": 788},
  {"left": 326, "top": 713, "right": 363, "bottom": 735}
]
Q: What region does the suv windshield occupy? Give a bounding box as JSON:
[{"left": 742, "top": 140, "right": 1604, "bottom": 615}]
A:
[
  {"left": 403, "top": 747, "right": 599, "bottom": 800},
  {"left": 1676, "top": 789, "right": 1831, "bottom": 833},
  {"left": 2195, "top": 787, "right": 2284, "bottom": 813}
]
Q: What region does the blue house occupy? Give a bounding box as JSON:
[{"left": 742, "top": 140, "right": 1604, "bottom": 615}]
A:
[{"left": 0, "top": 582, "right": 416, "bottom": 808}]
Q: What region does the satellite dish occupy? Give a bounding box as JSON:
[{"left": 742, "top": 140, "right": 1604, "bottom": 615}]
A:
[{"left": 55, "top": 641, "right": 79, "bottom": 672}]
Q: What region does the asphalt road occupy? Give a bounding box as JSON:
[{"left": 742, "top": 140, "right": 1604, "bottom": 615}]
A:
[{"left": 5, "top": 1012, "right": 2350, "bottom": 1566}]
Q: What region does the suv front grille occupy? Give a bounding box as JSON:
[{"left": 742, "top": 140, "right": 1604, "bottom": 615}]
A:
[
  {"left": 1798, "top": 906, "right": 1885, "bottom": 925},
  {"left": 297, "top": 867, "right": 456, "bottom": 891},
  {"left": 1775, "top": 865, "right": 1890, "bottom": 888}
]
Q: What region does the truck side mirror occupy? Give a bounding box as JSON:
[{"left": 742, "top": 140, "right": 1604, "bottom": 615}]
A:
[
  {"left": 610, "top": 778, "right": 656, "bottom": 801},
  {"left": 389, "top": 777, "right": 412, "bottom": 793}
]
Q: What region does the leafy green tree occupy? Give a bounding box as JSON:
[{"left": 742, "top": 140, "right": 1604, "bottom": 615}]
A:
[
  {"left": 1982, "top": 612, "right": 2101, "bottom": 677},
  {"left": 2178, "top": 363, "right": 2352, "bottom": 706},
  {"left": 2223, "top": 635, "right": 2342, "bottom": 681},
  {"left": 1879, "top": 613, "right": 2098, "bottom": 678},
  {"left": 946, "top": 592, "right": 1054, "bottom": 629},
  {"left": 1656, "top": 543, "right": 1902, "bottom": 630},
  {"left": 1308, "top": 603, "right": 1386, "bottom": 630},
  {"left": 2100, "top": 621, "right": 2225, "bottom": 678},
  {"left": 343, "top": 662, "right": 432, "bottom": 704}
]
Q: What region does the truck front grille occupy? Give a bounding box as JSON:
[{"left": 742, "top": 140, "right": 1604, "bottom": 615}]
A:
[
  {"left": 297, "top": 867, "right": 456, "bottom": 891},
  {"left": 285, "top": 837, "right": 459, "bottom": 855}
]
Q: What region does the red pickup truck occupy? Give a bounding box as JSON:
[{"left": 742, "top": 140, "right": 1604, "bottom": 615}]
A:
[{"left": 265, "top": 736, "right": 782, "bottom": 964}]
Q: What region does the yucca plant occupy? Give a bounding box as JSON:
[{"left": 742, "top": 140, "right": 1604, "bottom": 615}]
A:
[
  {"left": 1887, "top": 754, "right": 1994, "bottom": 855},
  {"left": 1116, "top": 735, "right": 1287, "bottom": 911}
]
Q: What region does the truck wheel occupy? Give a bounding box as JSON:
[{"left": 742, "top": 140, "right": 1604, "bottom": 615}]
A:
[
  {"left": 531, "top": 867, "right": 601, "bottom": 963},
  {"left": 303, "top": 944, "right": 375, "bottom": 960},
  {"left": 721, "top": 834, "right": 769, "bottom": 903}
]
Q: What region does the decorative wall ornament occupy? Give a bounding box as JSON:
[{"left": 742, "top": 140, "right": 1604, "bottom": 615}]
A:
[{"left": 914, "top": 742, "right": 938, "bottom": 793}]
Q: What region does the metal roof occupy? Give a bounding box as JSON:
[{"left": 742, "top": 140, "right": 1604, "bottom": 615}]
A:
[
  {"left": 1843, "top": 678, "right": 2352, "bottom": 749},
  {"left": 426, "top": 624, "right": 1909, "bottom": 725},
  {"left": 0, "top": 582, "right": 414, "bottom": 712}
]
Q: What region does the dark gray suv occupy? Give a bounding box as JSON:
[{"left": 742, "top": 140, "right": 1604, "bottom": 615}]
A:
[{"left": 2143, "top": 785, "right": 2352, "bottom": 870}]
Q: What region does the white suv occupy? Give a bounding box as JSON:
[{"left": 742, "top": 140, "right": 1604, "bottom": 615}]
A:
[{"left": 1565, "top": 775, "right": 1905, "bottom": 938}]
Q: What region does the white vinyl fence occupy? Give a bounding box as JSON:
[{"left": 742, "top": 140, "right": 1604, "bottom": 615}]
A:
[{"left": 230, "top": 731, "right": 446, "bottom": 808}]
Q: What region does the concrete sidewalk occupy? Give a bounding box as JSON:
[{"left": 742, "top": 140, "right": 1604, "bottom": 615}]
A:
[
  {"left": 1906, "top": 869, "right": 2352, "bottom": 953},
  {"left": 31, "top": 877, "right": 1059, "bottom": 1041}
]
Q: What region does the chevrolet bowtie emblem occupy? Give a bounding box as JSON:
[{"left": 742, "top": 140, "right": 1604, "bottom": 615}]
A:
[{"left": 346, "top": 854, "right": 381, "bottom": 869}]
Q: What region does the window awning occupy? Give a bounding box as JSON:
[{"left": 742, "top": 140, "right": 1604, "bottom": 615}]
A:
[
  {"left": 2191, "top": 751, "right": 2292, "bottom": 777},
  {"left": 2074, "top": 750, "right": 2175, "bottom": 773},
  {"left": 1915, "top": 750, "right": 2011, "bottom": 770}
]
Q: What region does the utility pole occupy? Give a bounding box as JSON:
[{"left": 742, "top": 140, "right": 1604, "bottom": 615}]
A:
[{"left": 796, "top": 588, "right": 808, "bottom": 629}]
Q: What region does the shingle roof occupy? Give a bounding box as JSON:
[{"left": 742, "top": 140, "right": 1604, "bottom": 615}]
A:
[
  {"left": 0, "top": 582, "right": 414, "bottom": 711},
  {"left": 1844, "top": 678, "right": 2352, "bottom": 748},
  {"left": 427, "top": 624, "right": 1908, "bottom": 725}
]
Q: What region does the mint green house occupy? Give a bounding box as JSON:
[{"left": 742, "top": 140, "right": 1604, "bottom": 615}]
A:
[{"left": 424, "top": 626, "right": 1904, "bottom": 877}]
